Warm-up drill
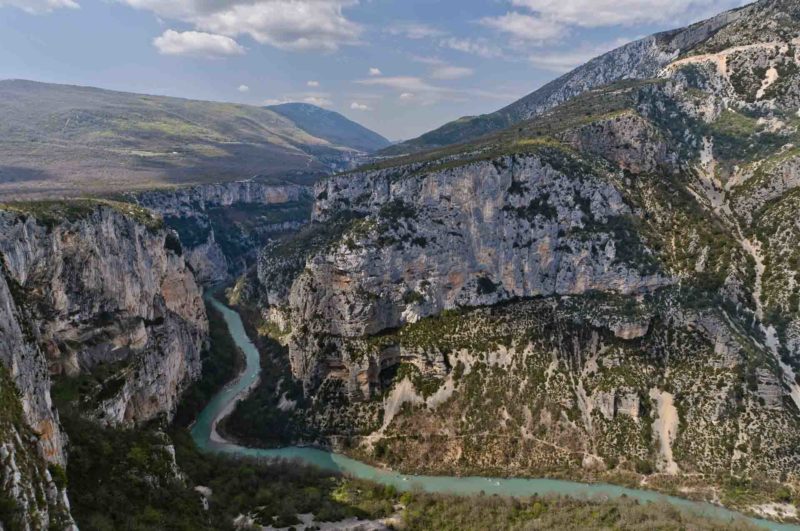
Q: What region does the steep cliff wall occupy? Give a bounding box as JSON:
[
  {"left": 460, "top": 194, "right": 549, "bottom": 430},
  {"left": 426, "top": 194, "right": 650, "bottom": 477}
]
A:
[
  {"left": 136, "top": 180, "right": 313, "bottom": 283},
  {"left": 241, "top": 8, "right": 800, "bottom": 502},
  {"left": 0, "top": 364, "right": 75, "bottom": 531},
  {"left": 0, "top": 203, "right": 207, "bottom": 426}
]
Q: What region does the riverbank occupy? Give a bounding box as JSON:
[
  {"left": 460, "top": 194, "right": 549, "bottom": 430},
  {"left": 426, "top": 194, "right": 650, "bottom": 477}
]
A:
[{"left": 190, "top": 293, "right": 800, "bottom": 530}]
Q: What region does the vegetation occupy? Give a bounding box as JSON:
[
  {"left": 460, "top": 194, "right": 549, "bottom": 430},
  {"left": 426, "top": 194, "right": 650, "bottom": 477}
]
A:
[
  {"left": 0, "top": 199, "right": 163, "bottom": 231},
  {"left": 173, "top": 300, "right": 244, "bottom": 427},
  {"left": 0, "top": 79, "right": 373, "bottom": 199},
  {"left": 219, "top": 304, "right": 312, "bottom": 446}
]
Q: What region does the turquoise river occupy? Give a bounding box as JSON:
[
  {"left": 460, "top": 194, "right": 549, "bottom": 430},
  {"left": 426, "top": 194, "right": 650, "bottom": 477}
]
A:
[{"left": 191, "top": 291, "right": 800, "bottom": 530}]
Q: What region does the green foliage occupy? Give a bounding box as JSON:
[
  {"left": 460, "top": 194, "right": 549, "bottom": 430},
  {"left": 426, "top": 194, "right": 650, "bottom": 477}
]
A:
[
  {"left": 222, "top": 306, "right": 312, "bottom": 446},
  {"left": 173, "top": 300, "right": 244, "bottom": 427},
  {"left": 379, "top": 198, "right": 417, "bottom": 221},
  {"left": 398, "top": 492, "right": 757, "bottom": 530},
  {"left": 163, "top": 215, "right": 211, "bottom": 248},
  {"left": 163, "top": 231, "right": 183, "bottom": 256},
  {"left": 51, "top": 359, "right": 133, "bottom": 412},
  {"left": 0, "top": 199, "right": 162, "bottom": 232}
]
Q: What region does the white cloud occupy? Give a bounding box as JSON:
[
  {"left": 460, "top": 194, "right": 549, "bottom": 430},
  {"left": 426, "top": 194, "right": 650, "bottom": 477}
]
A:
[
  {"left": 411, "top": 56, "right": 474, "bottom": 80},
  {"left": 357, "top": 76, "right": 445, "bottom": 93},
  {"left": 430, "top": 65, "right": 474, "bottom": 80},
  {"left": 153, "top": 30, "right": 245, "bottom": 57},
  {"left": 356, "top": 76, "right": 459, "bottom": 106},
  {"left": 350, "top": 101, "right": 371, "bottom": 111},
  {"left": 123, "top": 0, "right": 361, "bottom": 52},
  {"left": 387, "top": 22, "right": 445, "bottom": 40},
  {"left": 0, "top": 0, "right": 79, "bottom": 14},
  {"left": 368, "top": 67, "right": 382, "bottom": 76},
  {"left": 509, "top": 0, "right": 749, "bottom": 28},
  {"left": 307, "top": 80, "right": 320, "bottom": 87},
  {"left": 238, "top": 84, "right": 250, "bottom": 92},
  {"left": 265, "top": 90, "right": 332, "bottom": 107},
  {"left": 440, "top": 37, "right": 503, "bottom": 59},
  {"left": 480, "top": 12, "right": 564, "bottom": 44},
  {"left": 264, "top": 98, "right": 286, "bottom": 105},
  {"left": 303, "top": 95, "right": 332, "bottom": 107}
]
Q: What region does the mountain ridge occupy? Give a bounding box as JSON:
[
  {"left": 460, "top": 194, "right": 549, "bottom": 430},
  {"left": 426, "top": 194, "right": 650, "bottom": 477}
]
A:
[
  {"left": 267, "top": 102, "right": 391, "bottom": 153},
  {"left": 381, "top": 0, "right": 760, "bottom": 156},
  {"left": 0, "top": 79, "right": 384, "bottom": 200}
]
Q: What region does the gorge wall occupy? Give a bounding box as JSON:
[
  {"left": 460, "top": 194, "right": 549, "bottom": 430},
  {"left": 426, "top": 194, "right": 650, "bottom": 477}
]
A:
[
  {"left": 0, "top": 202, "right": 208, "bottom": 529},
  {"left": 136, "top": 180, "right": 313, "bottom": 283},
  {"left": 242, "top": 5, "right": 800, "bottom": 507}
]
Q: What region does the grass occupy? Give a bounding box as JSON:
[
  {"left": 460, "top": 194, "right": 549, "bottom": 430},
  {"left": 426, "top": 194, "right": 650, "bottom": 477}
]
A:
[
  {"left": 0, "top": 198, "right": 163, "bottom": 231},
  {"left": 0, "top": 79, "right": 361, "bottom": 198}
]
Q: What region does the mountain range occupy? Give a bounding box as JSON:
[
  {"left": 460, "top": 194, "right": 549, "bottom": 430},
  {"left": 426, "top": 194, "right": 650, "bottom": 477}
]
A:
[
  {"left": 0, "top": 80, "right": 388, "bottom": 200},
  {"left": 4, "top": 0, "right": 800, "bottom": 528}
]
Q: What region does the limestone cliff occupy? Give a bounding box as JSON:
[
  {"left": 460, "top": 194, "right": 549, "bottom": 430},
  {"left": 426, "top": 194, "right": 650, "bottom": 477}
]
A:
[
  {"left": 0, "top": 203, "right": 207, "bottom": 426},
  {"left": 242, "top": 0, "right": 800, "bottom": 507},
  {"left": 136, "top": 180, "right": 312, "bottom": 283}
]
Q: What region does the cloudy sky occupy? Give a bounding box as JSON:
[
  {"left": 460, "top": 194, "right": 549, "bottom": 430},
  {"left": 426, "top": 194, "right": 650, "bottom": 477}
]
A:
[{"left": 0, "top": 0, "right": 753, "bottom": 140}]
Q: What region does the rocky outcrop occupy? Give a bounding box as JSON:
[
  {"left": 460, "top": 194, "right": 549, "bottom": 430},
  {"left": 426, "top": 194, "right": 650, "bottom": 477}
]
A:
[
  {"left": 278, "top": 151, "right": 670, "bottom": 387},
  {"left": 135, "top": 179, "right": 309, "bottom": 214},
  {"left": 136, "top": 180, "right": 312, "bottom": 283},
  {"left": 0, "top": 271, "right": 65, "bottom": 466},
  {"left": 0, "top": 205, "right": 207, "bottom": 426},
  {"left": 0, "top": 365, "right": 75, "bottom": 531},
  {"left": 387, "top": 0, "right": 751, "bottom": 154}
]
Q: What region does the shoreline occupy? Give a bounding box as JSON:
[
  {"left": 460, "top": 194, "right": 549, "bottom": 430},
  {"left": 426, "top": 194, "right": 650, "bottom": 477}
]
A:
[{"left": 192, "top": 294, "right": 800, "bottom": 530}]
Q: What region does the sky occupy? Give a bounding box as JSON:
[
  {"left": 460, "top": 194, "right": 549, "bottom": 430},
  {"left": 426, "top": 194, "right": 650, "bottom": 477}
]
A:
[{"left": 0, "top": 0, "right": 753, "bottom": 141}]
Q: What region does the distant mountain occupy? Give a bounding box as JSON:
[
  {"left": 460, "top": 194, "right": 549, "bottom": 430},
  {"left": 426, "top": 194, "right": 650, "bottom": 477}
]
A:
[
  {"left": 267, "top": 102, "right": 391, "bottom": 153},
  {"left": 383, "top": 0, "right": 756, "bottom": 155},
  {"left": 0, "top": 80, "right": 381, "bottom": 199}
]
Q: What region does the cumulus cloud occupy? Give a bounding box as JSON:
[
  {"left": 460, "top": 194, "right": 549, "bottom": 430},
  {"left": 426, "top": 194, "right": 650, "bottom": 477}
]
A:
[
  {"left": 153, "top": 30, "right": 245, "bottom": 57},
  {"left": 124, "top": 0, "right": 361, "bottom": 51},
  {"left": 509, "top": 0, "right": 749, "bottom": 28},
  {"left": 399, "top": 92, "right": 415, "bottom": 100},
  {"left": 368, "top": 67, "right": 382, "bottom": 76},
  {"left": 480, "top": 12, "right": 564, "bottom": 44},
  {"left": 0, "top": 0, "right": 79, "bottom": 14},
  {"left": 307, "top": 80, "right": 320, "bottom": 87},
  {"left": 238, "top": 84, "right": 250, "bottom": 92},
  {"left": 350, "top": 101, "right": 371, "bottom": 111}
]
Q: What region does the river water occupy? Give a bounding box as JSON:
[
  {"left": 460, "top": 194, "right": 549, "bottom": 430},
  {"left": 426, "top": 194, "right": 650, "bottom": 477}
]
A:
[{"left": 191, "top": 292, "right": 799, "bottom": 530}]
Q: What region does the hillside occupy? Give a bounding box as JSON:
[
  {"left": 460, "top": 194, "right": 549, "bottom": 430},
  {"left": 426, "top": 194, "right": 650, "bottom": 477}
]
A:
[
  {"left": 382, "top": 0, "right": 766, "bottom": 155},
  {"left": 0, "top": 80, "right": 380, "bottom": 199},
  {"left": 220, "top": 0, "right": 800, "bottom": 520},
  {"left": 268, "top": 102, "right": 391, "bottom": 153}
]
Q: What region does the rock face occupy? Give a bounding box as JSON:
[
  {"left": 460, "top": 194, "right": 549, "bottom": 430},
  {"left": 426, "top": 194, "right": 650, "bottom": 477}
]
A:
[
  {"left": 384, "top": 0, "right": 752, "bottom": 154},
  {"left": 0, "top": 364, "right": 75, "bottom": 531},
  {"left": 0, "top": 205, "right": 207, "bottom": 426},
  {"left": 243, "top": 0, "right": 800, "bottom": 492},
  {"left": 0, "top": 270, "right": 65, "bottom": 465},
  {"left": 136, "top": 180, "right": 312, "bottom": 283}
]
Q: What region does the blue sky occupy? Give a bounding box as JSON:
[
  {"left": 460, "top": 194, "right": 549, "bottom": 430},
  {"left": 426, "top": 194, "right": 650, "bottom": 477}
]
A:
[{"left": 0, "top": 0, "right": 752, "bottom": 140}]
